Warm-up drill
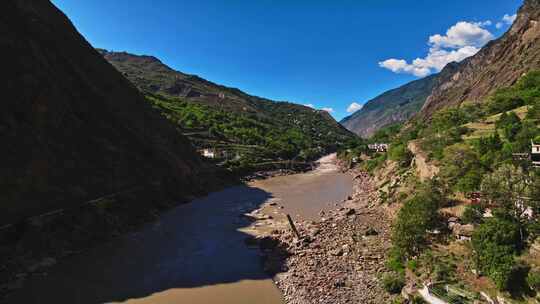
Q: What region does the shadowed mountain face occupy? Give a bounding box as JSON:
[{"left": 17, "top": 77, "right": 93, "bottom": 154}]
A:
[
  {"left": 99, "top": 50, "right": 355, "bottom": 148},
  {"left": 1, "top": 0, "right": 213, "bottom": 224},
  {"left": 340, "top": 74, "right": 439, "bottom": 138},
  {"left": 420, "top": 0, "right": 540, "bottom": 119}
]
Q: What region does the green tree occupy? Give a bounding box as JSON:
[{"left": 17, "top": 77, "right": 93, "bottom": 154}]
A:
[
  {"left": 473, "top": 133, "right": 504, "bottom": 168},
  {"left": 496, "top": 111, "right": 522, "bottom": 141},
  {"left": 392, "top": 189, "right": 442, "bottom": 258},
  {"left": 481, "top": 164, "right": 539, "bottom": 242},
  {"left": 462, "top": 204, "right": 486, "bottom": 225},
  {"left": 440, "top": 144, "right": 484, "bottom": 193},
  {"left": 513, "top": 121, "right": 540, "bottom": 153},
  {"left": 472, "top": 217, "right": 521, "bottom": 290}
]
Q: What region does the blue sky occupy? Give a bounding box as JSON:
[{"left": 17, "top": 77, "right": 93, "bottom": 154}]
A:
[{"left": 52, "top": 0, "right": 523, "bottom": 120}]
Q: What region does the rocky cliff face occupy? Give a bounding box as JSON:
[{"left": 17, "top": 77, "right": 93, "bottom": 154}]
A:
[
  {"left": 1, "top": 0, "right": 212, "bottom": 224},
  {"left": 420, "top": 0, "right": 540, "bottom": 118},
  {"left": 340, "top": 74, "right": 438, "bottom": 138}
]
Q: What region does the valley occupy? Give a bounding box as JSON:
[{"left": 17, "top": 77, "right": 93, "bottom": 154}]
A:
[
  {"left": 2, "top": 0, "right": 540, "bottom": 303},
  {"left": 99, "top": 50, "right": 355, "bottom": 174}
]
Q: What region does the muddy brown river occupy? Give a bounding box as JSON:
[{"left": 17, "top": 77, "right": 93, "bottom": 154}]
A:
[{"left": 4, "top": 155, "right": 352, "bottom": 304}]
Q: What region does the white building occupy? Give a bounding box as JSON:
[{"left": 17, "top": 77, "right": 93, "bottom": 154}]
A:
[
  {"left": 368, "top": 143, "right": 389, "bottom": 152},
  {"left": 200, "top": 148, "right": 216, "bottom": 158},
  {"left": 199, "top": 148, "right": 231, "bottom": 159},
  {"left": 532, "top": 140, "right": 540, "bottom": 167}
]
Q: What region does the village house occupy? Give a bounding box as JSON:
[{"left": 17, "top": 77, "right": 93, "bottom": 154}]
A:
[
  {"left": 532, "top": 140, "right": 540, "bottom": 167},
  {"left": 199, "top": 148, "right": 229, "bottom": 159},
  {"left": 368, "top": 143, "right": 389, "bottom": 153}
]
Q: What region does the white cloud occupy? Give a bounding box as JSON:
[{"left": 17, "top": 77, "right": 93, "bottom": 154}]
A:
[
  {"left": 475, "top": 20, "right": 492, "bottom": 27},
  {"left": 496, "top": 14, "right": 517, "bottom": 29},
  {"left": 379, "top": 58, "right": 432, "bottom": 77},
  {"left": 428, "top": 21, "right": 494, "bottom": 49},
  {"left": 304, "top": 103, "right": 334, "bottom": 114},
  {"left": 379, "top": 21, "right": 494, "bottom": 77},
  {"left": 347, "top": 102, "right": 364, "bottom": 113},
  {"left": 502, "top": 14, "right": 517, "bottom": 24}
]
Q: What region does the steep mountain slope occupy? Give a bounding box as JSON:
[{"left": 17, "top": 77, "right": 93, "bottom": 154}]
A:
[
  {"left": 340, "top": 73, "right": 440, "bottom": 138},
  {"left": 420, "top": 0, "right": 540, "bottom": 118},
  {"left": 98, "top": 50, "right": 263, "bottom": 114},
  {"left": 99, "top": 50, "right": 355, "bottom": 159},
  {"left": 1, "top": 0, "right": 212, "bottom": 225}
]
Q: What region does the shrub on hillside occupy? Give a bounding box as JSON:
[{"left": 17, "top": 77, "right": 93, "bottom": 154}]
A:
[
  {"left": 388, "top": 144, "right": 413, "bottom": 167},
  {"left": 382, "top": 272, "right": 405, "bottom": 294},
  {"left": 488, "top": 89, "right": 525, "bottom": 114},
  {"left": 527, "top": 270, "right": 540, "bottom": 291},
  {"left": 386, "top": 248, "right": 406, "bottom": 273},
  {"left": 370, "top": 124, "right": 402, "bottom": 143},
  {"left": 362, "top": 153, "right": 387, "bottom": 173},
  {"left": 419, "top": 107, "right": 470, "bottom": 160},
  {"left": 486, "top": 70, "right": 540, "bottom": 114},
  {"left": 461, "top": 204, "right": 485, "bottom": 225}
]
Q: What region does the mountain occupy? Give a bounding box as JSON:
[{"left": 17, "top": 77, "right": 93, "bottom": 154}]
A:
[
  {"left": 340, "top": 73, "right": 440, "bottom": 138},
  {"left": 97, "top": 50, "right": 263, "bottom": 114},
  {"left": 98, "top": 50, "right": 355, "bottom": 162},
  {"left": 1, "top": 0, "right": 213, "bottom": 225},
  {"left": 420, "top": 0, "right": 540, "bottom": 118},
  {"left": 342, "top": 0, "right": 540, "bottom": 137}
]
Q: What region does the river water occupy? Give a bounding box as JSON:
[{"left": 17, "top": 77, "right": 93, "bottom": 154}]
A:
[{"left": 4, "top": 155, "right": 352, "bottom": 304}]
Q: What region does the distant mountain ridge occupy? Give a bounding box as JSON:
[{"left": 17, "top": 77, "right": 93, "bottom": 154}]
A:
[
  {"left": 342, "top": 0, "right": 540, "bottom": 137},
  {"left": 340, "top": 73, "right": 439, "bottom": 138}
]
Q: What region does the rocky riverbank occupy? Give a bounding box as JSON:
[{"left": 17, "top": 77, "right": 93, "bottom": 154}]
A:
[
  {"left": 242, "top": 167, "right": 312, "bottom": 182},
  {"left": 258, "top": 170, "right": 394, "bottom": 304}
]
